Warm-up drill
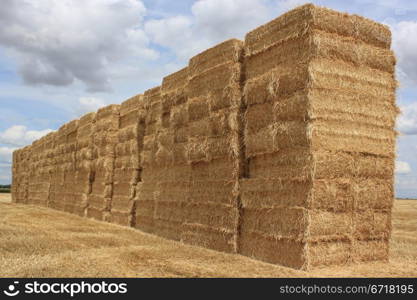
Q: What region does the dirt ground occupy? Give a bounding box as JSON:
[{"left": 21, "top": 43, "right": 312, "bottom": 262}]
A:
[{"left": 0, "top": 194, "right": 416, "bottom": 277}]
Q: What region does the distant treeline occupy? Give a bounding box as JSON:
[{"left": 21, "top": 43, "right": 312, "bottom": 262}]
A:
[{"left": 0, "top": 184, "right": 11, "bottom": 193}]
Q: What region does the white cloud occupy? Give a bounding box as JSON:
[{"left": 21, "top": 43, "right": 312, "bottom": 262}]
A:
[
  {"left": 191, "top": 0, "right": 270, "bottom": 41},
  {"left": 395, "top": 160, "right": 412, "bottom": 174},
  {"left": 0, "top": 146, "right": 16, "bottom": 164},
  {"left": 0, "top": 0, "right": 158, "bottom": 92},
  {"left": 391, "top": 21, "right": 417, "bottom": 86},
  {"left": 397, "top": 102, "right": 417, "bottom": 135},
  {"left": 0, "top": 125, "right": 53, "bottom": 147},
  {"left": 145, "top": 0, "right": 282, "bottom": 60},
  {"left": 145, "top": 16, "right": 197, "bottom": 59}
]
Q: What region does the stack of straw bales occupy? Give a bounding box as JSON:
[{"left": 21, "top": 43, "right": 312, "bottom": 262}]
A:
[
  {"left": 182, "top": 40, "right": 244, "bottom": 252},
  {"left": 73, "top": 113, "right": 96, "bottom": 217},
  {"left": 134, "top": 87, "right": 162, "bottom": 233},
  {"left": 11, "top": 4, "right": 397, "bottom": 270},
  {"left": 239, "top": 4, "right": 397, "bottom": 269},
  {"left": 88, "top": 105, "right": 120, "bottom": 221},
  {"left": 150, "top": 68, "right": 190, "bottom": 240},
  {"left": 112, "top": 95, "right": 145, "bottom": 226}
]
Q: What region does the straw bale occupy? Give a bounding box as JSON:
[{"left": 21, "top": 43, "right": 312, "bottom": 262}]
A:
[
  {"left": 353, "top": 239, "right": 388, "bottom": 262},
  {"left": 111, "top": 193, "right": 134, "bottom": 213},
  {"left": 170, "top": 104, "right": 188, "bottom": 128},
  {"left": 312, "top": 30, "right": 395, "bottom": 73},
  {"left": 156, "top": 180, "right": 189, "bottom": 202},
  {"left": 144, "top": 86, "right": 161, "bottom": 105},
  {"left": 308, "top": 241, "right": 351, "bottom": 268},
  {"left": 310, "top": 119, "right": 396, "bottom": 156},
  {"left": 354, "top": 179, "right": 393, "bottom": 210},
  {"left": 310, "top": 6, "right": 391, "bottom": 49},
  {"left": 245, "top": 121, "right": 308, "bottom": 157},
  {"left": 79, "top": 112, "right": 96, "bottom": 127},
  {"left": 244, "top": 102, "right": 274, "bottom": 133},
  {"left": 181, "top": 223, "right": 236, "bottom": 253},
  {"left": 184, "top": 202, "right": 238, "bottom": 230},
  {"left": 120, "top": 94, "right": 142, "bottom": 115},
  {"left": 244, "top": 4, "right": 313, "bottom": 55},
  {"left": 86, "top": 206, "right": 104, "bottom": 221},
  {"left": 308, "top": 210, "right": 352, "bottom": 238},
  {"left": 161, "top": 67, "right": 189, "bottom": 92},
  {"left": 248, "top": 148, "right": 311, "bottom": 179},
  {"left": 310, "top": 179, "right": 353, "bottom": 212},
  {"left": 245, "top": 4, "right": 391, "bottom": 56},
  {"left": 189, "top": 39, "right": 243, "bottom": 77},
  {"left": 188, "top": 65, "right": 241, "bottom": 108},
  {"left": 240, "top": 207, "right": 307, "bottom": 239},
  {"left": 188, "top": 97, "right": 210, "bottom": 122},
  {"left": 354, "top": 155, "right": 394, "bottom": 179},
  {"left": 110, "top": 209, "right": 134, "bottom": 227},
  {"left": 153, "top": 219, "right": 183, "bottom": 241},
  {"left": 189, "top": 158, "right": 237, "bottom": 181},
  {"left": 135, "top": 199, "right": 155, "bottom": 233},
  {"left": 154, "top": 200, "right": 186, "bottom": 223},
  {"left": 353, "top": 210, "right": 390, "bottom": 239},
  {"left": 310, "top": 58, "right": 396, "bottom": 91},
  {"left": 239, "top": 231, "right": 306, "bottom": 269},
  {"left": 119, "top": 110, "right": 138, "bottom": 129}
]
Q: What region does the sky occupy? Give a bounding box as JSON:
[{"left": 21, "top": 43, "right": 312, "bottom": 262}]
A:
[{"left": 0, "top": 0, "right": 416, "bottom": 197}]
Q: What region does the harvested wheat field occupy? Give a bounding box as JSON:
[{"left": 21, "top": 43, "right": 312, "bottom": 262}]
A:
[{"left": 0, "top": 195, "right": 415, "bottom": 277}]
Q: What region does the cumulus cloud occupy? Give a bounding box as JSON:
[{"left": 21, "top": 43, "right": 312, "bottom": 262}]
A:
[
  {"left": 391, "top": 21, "right": 417, "bottom": 86},
  {"left": 395, "top": 160, "right": 412, "bottom": 174},
  {"left": 397, "top": 103, "right": 417, "bottom": 135},
  {"left": 0, "top": 146, "right": 15, "bottom": 164},
  {"left": 145, "top": 0, "right": 281, "bottom": 60},
  {"left": 0, "top": 125, "right": 53, "bottom": 147},
  {"left": 0, "top": 0, "right": 158, "bottom": 92}
]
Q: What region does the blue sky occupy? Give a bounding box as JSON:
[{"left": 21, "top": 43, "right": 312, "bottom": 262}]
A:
[{"left": 0, "top": 0, "right": 416, "bottom": 198}]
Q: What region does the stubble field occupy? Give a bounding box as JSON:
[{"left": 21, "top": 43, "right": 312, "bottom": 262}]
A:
[{"left": 0, "top": 194, "right": 416, "bottom": 277}]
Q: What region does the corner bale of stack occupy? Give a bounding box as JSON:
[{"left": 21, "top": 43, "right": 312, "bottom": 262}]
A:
[
  {"left": 111, "top": 94, "right": 145, "bottom": 226},
  {"left": 182, "top": 39, "right": 244, "bottom": 253},
  {"left": 240, "top": 4, "right": 314, "bottom": 269},
  {"left": 306, "top": 5, "right": 397, "bottom": 267},
  {"left": 239, "top": 3, "right": 397, "bottom": 269},
  {"left": 88, "top": 104, "right": 120, "bottom": 222},
  {"left": 134, "top": 86, "right": 162, "bottom": 233}
]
